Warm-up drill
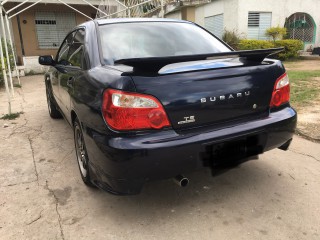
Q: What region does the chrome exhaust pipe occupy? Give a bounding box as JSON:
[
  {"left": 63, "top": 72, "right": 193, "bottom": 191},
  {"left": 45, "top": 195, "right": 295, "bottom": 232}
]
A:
[{"left": 174, "top": 175, "right": 189, "bottom": 187}]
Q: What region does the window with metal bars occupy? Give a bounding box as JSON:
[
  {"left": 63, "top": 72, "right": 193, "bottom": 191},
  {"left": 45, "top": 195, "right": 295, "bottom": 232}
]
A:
[
  {"left": 35, "top": 12, "right": 76, "bottom": 49},
  {"left": 248, "top": 12, "right": 272, "bottom": 40},
  {"left": 248, "top": 12, "right": 260, "bottom": 27}
]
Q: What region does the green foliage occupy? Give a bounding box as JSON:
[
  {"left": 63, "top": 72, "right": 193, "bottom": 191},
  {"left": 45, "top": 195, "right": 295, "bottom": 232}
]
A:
[
  {"left": 0, "top": 111, "right": 23, "bottom": 120},
  {"left": 274, "top": 40, "right": 304, "bottom": 60},
  {"left": 237, "top": 39, "right": 303, "bottom": 60},
  {"left": 238, "top": 40, "right": 274, "bottom": 50},
  {"left": 222, "top": 30, "right": 242, "bottom": 50},
  {"left": 0, "top": 38, "right": 15, "bottom": 87},
  {"left": 265, "top": 26, "right": 287, "bottom": 42}
]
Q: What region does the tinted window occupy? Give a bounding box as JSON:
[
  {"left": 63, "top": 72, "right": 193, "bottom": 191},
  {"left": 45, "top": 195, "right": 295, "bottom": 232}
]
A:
[
  {"left": 68, "top": 29, "right": 85, "bottom": 68},
  {"left": 99, "top": 22, "right": 230, "bottom": 64},
  {"left": 57, "top": 32, "right": 74, "bottom": 65}
]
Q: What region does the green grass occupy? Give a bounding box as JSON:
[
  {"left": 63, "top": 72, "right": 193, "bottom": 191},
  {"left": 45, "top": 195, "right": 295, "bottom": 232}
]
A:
[
  {"left": 287, "top": 70, "right": 320, "bottom": 107},
  {"left": 13, "top": 83, "right": 22, "bottom": 88},
  {"left": 0, "top": 111, "right": 24, "bottom": 120}
]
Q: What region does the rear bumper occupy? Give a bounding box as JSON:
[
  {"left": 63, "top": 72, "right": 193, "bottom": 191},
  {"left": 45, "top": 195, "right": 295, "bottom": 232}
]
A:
[{"left": 86, "top": 107, "right": 297, "bottom": 194}]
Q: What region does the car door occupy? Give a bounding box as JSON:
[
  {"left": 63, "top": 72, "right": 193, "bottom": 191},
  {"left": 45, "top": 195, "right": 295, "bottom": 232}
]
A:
[
  {"left": 50, "top": 36, "right": 69, "bottom": 104},
  {"left": 51, "top": 32, "right": 75, "bottom": 116},
  {"left": 59, "top": 29, "right": 86, "bottom": 124}
]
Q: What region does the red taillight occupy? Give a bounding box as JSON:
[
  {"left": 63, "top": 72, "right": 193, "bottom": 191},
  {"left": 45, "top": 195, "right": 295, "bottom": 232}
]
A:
[
  {"left": 101, "top": 89, "right": 171, "bottom": 131},
  {"left": 270, "top": 73, "right": 290, "bottom": 108}
]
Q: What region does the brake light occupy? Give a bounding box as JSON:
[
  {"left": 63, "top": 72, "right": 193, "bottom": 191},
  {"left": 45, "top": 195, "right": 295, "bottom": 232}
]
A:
[
  {"left": 270, "top": 73, "right": 290, "bottom": 108},
  {"left": 102, "top": 89, "right": 171, "bottom": 131}
]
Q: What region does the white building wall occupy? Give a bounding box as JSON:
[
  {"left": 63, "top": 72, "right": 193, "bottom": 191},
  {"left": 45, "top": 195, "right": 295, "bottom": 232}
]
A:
[
  {"left": 195, "top": 0, "right": 224, "bottom": 27},
  {"left": 195, "top": 0, "right": 320, "bottom": 47},
  {"left": 223, "top": 0, "right": 239, "bottom": 32},
  {"left": 165, "top": 11, "right": 181, "bottom": 20},
  {"left": 195, "top": 0, "right": 239, "bottom": 33},
  {"left": 23, "top": 56, "right": 49, "bottom": 74},
  {"left": 237, "top": 0, "right": 319, "bottom": 46}
]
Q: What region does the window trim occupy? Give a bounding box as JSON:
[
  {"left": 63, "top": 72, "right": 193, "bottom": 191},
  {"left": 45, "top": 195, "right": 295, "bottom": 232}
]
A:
[
  {"left": 55, "top": 30, "right": 76, "bottom": 63},
  {"left": 55, "top": 27, "right": 89, "bottom": 70},
  {"left": 96, "top": 21, "right": 232, "bottom": 66}
]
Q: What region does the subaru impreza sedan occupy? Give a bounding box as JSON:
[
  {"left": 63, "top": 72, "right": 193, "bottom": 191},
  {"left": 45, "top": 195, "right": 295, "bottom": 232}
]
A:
[{"left": 39, "top": 18, "right": 296, "bottom": 194}]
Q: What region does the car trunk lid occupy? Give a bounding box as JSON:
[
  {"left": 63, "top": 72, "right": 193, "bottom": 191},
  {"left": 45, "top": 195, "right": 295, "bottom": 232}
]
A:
[
  {"left": 130, "top": 60, "right": 283, "bottom": 131},
  {"left": 112, "top": 49, "right": 285, "bottom": 131}
]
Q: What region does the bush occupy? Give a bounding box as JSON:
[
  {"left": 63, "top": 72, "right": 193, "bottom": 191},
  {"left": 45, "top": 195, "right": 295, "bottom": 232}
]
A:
[
  {"left": 222, "top": 30, "right": 242, "bottom": 50},
  {"left": 0, "top": 38, "right": 15, "bottom": 87},
  {"left": 238, "top": 40, "right": 274, "bottom": 50},
  {"left": 274, "top": 39, "right": 303, "bottom": 60},
  {"left": 265, "top": 26, "right": 287, "bottom": 42},
  {"left": 237, "top": 39, "right": 303, "bottom": 60}
]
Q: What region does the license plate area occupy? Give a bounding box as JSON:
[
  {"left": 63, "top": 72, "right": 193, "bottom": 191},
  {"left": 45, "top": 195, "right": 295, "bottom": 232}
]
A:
[{"left": 201, "top": 134, "right": 265, "bottom": 167}]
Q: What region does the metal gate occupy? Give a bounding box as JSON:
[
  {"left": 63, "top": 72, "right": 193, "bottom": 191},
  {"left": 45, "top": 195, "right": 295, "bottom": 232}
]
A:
[{"left": 285, "top": 12, "right": 315, "bottom": 43}]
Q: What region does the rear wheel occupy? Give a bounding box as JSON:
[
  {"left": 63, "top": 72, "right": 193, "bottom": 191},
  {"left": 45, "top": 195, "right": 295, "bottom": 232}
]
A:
[
  {"left": 74, "top": 118, "right": 95, "bottom": 187},
  {"left": 46, "top": 84, "right": 62, "bottom": 119}
]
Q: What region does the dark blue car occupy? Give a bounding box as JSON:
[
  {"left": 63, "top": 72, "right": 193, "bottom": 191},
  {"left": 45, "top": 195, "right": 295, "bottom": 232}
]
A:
[{"left": 39, "top": 18, "right": 297, "bottom": 195}]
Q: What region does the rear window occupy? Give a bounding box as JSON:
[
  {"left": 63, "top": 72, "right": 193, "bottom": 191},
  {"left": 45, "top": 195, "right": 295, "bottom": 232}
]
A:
[{"left": 99, "top": 22, "right": 231, "bottom": 64}]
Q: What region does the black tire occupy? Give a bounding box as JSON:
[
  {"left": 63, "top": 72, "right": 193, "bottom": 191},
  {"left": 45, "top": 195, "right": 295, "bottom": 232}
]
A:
[
  {"left": 73, "top": 118, "right": 95, "bottom": 187},
  {"left": 46, "top": 84, "right": 62, "bottom": 119}
]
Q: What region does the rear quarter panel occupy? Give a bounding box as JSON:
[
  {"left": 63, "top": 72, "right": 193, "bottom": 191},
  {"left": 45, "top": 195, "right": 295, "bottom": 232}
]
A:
[{"left": 70, "top": 66, "right": 136, "bottom": 134}]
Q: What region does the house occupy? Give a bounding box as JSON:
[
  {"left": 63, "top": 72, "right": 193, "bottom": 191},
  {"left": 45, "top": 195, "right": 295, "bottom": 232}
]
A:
[
  {"left": 2, "top": 0, "right": 169, "bottom": 74},
  {"left": 165, "top": 0, "right": 319, "bottom": 50},
  {"left": 3, "top": 0, "right": 318, "bottom": 75},
  {"left": 2, "top": 0, "right": 104, "bottom": 73}
]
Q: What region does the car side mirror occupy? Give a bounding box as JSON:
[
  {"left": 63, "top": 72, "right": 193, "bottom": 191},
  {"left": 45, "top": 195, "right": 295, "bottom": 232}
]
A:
[{"left": 39, "top": 55, "right": 55, "bottom": 66}]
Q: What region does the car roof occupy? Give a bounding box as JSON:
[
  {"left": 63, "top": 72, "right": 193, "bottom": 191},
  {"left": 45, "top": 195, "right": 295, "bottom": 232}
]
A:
[{"left": 94, "top": 18, "right": 191, "bottom": 25}]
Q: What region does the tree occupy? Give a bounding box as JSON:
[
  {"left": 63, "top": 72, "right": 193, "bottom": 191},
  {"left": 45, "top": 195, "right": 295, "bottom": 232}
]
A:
[{"left": 266, "top": 26, "right": 287, "bottom": 42}]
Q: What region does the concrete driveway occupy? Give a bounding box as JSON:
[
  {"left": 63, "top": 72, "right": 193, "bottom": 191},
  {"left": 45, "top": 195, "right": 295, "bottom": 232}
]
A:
[{"left": 0, "top": 76, "right": 319, "bottom": 240}]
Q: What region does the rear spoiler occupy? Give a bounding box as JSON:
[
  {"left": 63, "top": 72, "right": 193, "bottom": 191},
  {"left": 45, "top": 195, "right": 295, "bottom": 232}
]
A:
[{"left": 114, "top": 48, "right": 284, "bottom": 73}]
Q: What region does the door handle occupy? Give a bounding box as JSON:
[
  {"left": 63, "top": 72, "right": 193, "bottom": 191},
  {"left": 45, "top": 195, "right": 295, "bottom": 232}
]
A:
[{"left": 67, "top": 77, "right": 74, "bottom": 87}]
